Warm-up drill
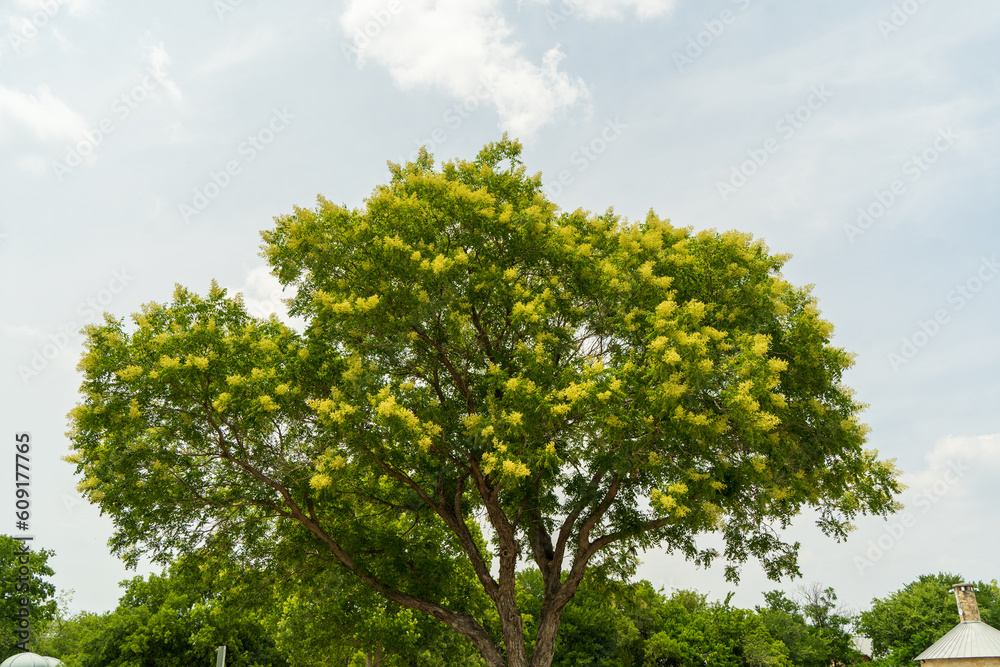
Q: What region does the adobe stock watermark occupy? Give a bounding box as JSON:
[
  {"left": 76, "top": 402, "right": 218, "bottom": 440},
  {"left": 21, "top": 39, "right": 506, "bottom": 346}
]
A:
[
  {"left": 855, "top": 458, "right": 967, "bottom": 575},
  {"left": 544, "top": 0, "right": 583, "bottom": 29},
  {"left": 179, "top": 107, "right": 294, "bottom": 222},
  {"left": 214, "top": 0, "right": 256, "bottom": 21},
  {"left": 13, "top": 432, "right": 35, "bottom": 651},
  {"left": 878, "top": 0, "right": 931, "bottom": 39},
  {"left": 887, "top": 254, "right": 999, "bottom": 372},
  {"left": 17, "top": 269, "right": 135, "bottom": 386},
  {"left": 392, "top": 74, "right": 501, "bottom": 167},
  {"left": 340, "top": 0, "right": 403, "bottom": 62},
  {"left": 52, "top": 69, "right": 168, "bottom": 182},
  {"left": 543, "top": 118, "right": 628, "bottom": 198},
  {"left": 673, "top": 0, "right": 752, "bottom": 74},
  {"left": 843, "top": 127, "right": 958, "bottom": 243},
  {"left": 716, "top": 85, "right": 832, "bottom": 202},
  {"left": 4, "top": 0, "right": 71, "bottom": 56}
]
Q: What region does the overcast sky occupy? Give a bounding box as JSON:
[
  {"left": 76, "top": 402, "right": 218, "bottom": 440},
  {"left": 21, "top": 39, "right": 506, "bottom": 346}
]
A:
[{"left": 2, "top": 0, "right": 999, "bottom": 619}]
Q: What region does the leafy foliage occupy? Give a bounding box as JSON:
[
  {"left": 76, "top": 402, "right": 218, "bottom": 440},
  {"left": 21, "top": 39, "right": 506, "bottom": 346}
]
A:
[
  {"left": 517, "top": 571, "right": 794, "bottom": 667},
  {"left": 756, "top": 586, "right": 862, "bottom": 667},
  {"left": 37, "top": 557, "right": 285, "bottom": 667},
  {"left": 0, "top": 535, "right": 57, "bottom": 660},
  {"left": 67, "top": 137, "right": 901, "bottom": 667},
  {"left": 271, "top": 561, "right": 485, "bottom": 666}
]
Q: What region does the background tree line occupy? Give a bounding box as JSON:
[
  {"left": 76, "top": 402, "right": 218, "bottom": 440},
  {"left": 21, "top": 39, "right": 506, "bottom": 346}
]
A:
[{"left": 17, "top": 540, "right": 992, "bottom": 666}]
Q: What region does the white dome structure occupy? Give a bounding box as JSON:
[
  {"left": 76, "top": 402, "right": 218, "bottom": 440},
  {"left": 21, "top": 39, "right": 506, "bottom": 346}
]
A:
[{"left": 0, "top": 654, "right": 64, "bottom": 667}]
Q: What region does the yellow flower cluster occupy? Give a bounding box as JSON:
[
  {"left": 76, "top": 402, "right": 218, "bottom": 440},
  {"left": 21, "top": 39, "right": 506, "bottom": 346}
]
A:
[
  {"left": 482, "top": 451, "right": 530, "bottom": 479},
  {"left": 158, "top": 355, "right": 181, "bottom": 370},
  {"left": 187, "top": 355, "right": 209, "bottom": 370},
  {"left": 342, "top": 356, "right": 364, "bottom": 383},
  {"left": 558, "top": 382, "right": 592, "bottom": 403},
  {"left": 431, "top": 254, "right": 450, "bottom": 274},
  {"left": 502, "top": 459, "right": 530, "bottom": 478},
  {"left": 117, "top": 365, "right": 144, "bottom": 381},
  {"left": 307, "top": 398, "right": 357, "bottom": 424},
  {"left": 685, "top": 300, "right": 706, "bottom": 321},
  {"left": 310, "top": 473, "right": 332, "bottom": 490},
  {"left": 213, "top": 393, "right": 231, "bottom": 412},
  {"left": 462, "top": 413, "right": 483, "bottom": 434},
  {"left": 383, "top": 235, "right": 407, "bottom": 251},
  {"left": 355, "top": 295, "right": 380, "bottom": 312},
  {"left": 650, "top": 489, "right": 689, "bottom": 517}
]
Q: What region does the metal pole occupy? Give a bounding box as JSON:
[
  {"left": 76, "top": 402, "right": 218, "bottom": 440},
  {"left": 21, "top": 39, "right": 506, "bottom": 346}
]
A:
[{"left": 215, "top": 645, "right": 226, "bottom": 667}]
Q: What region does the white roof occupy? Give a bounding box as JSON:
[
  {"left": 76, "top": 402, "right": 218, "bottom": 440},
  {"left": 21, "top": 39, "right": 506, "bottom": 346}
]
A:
[
  {"left": 914, "top": 621, "right": 1000, "bottom": 661},
  {"left": 0, "top": 654, "right": 63, "bottom": 667}
]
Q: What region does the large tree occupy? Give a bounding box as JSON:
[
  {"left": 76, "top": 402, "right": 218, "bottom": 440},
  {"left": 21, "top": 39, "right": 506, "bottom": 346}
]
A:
[{"left": 67, "top": 137, "right": 901, "bottom": 667}]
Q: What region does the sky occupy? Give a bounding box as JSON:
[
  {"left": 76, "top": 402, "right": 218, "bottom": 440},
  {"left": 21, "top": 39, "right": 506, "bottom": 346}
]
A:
[{"left": 1, "top": 0, "right": 999, "bottom": 621}]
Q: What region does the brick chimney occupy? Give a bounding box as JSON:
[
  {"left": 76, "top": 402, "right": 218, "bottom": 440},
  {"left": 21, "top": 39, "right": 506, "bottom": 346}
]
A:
[{"left": 954, "top": 583, "right": 982, "bottom": 622}]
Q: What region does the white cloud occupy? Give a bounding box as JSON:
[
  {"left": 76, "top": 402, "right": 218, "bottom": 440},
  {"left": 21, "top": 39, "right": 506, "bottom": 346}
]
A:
[
  {"left": 142, "top": 40, "right": 183, "bottom": 104},
  {"left": 903, "top": 433, "right": 1000, "bottom": 500},
  {"left": 199, "top": 27, "right": 282, "bottom": 75},
  {"left": 341, "top": 0, "right": 589, "bottom": 139},
  {"left": 528, "top": 0, "right": 677, "bottom": 20},
  {"left": 2, "top": 0, "right": 95, "bottom": 57},
  {"left": 0, "top": 84, "right": 88, "bottom": 143}
]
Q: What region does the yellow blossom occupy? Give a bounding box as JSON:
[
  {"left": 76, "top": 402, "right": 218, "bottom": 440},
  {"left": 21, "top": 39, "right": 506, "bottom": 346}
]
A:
[
  {"left": 431, "top": 254, "right": 449, "bottom": 273},
  {"left": 502, "top": 459, "right": 530, "bottom": 478},
  {"left": 310, "top": 474, "right": 332, "bottom": 490},
  {"left": 158, "top": 355, "right": 181, "bottom": 370},
  {"left": 213, "top": 393, "right": 231, "bottom": 412},
  {"left": 551, "top": 404, "right": 571, "bottom": 417},
  {"left": 187, "top": 355, "right": 209, "bottom": 370},
  {"left": 117, "top": 365, "right": 144, "bottom": 381}
]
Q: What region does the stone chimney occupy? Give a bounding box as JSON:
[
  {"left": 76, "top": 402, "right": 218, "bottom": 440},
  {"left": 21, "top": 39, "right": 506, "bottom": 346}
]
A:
[{"left": 954, "top": 583, "right": 982, "bottom": 622}]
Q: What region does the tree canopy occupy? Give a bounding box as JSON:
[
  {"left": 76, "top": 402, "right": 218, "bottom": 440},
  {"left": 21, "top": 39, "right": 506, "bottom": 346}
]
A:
[
  {"left": 1, "top": 535, "right": 57, "bottom": 660},
  {"left": 756, "top": 585, "right": 861, "bottom": 667},
  {"left": 67, "top": 136, "right": 901, "bottom": 667},
  {"left": 36, "top": 556, "right": 286, "bottom": 667}
]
